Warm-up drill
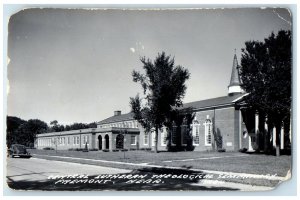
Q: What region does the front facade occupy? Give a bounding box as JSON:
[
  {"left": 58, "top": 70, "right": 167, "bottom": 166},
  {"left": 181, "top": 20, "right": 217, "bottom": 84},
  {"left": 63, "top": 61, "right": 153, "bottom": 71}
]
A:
[{"left": 35, "top": 53, "right": 286, "bottom": 152}]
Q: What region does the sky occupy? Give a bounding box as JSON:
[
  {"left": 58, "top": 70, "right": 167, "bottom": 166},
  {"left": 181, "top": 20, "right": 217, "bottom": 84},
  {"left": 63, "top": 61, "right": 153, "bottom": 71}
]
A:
[{"left": 6, "top": 7, "right": 291, "bottom": 125}]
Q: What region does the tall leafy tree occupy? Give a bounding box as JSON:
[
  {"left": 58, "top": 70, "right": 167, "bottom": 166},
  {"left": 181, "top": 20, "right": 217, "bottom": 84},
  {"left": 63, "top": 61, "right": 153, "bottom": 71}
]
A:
[
  {"left": 130, "top": 52, "right": 190, "bottom": 153},
  {"left": 240, "top": 30, "right": 291, "bottom": 156},
  {"left": 6, "top": 116, "right": 26, "bottom": 147},
  {"left": 18, "top": 119, "right": 49, "bottom": 147},
  {"left": 6, "top": 117, "right": 49, "bottom": 147}
]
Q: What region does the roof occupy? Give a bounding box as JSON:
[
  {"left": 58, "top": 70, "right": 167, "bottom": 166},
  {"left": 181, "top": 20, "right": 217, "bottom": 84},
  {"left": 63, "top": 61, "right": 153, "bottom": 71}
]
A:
[
  {"left": 98, "top": 112, "right": 135, "bottom": 125},
  {"left": 180, "top": 93, "right": 245, "bottom": 110},
  {"left": 98, "top": 93, "right": 245, "bottom": 125},
  {"left": 228, "top": 53, "right": 242, "bottom": 87},
  {"left": 36, "top": 127, "right": 140, "bottom": 137}
]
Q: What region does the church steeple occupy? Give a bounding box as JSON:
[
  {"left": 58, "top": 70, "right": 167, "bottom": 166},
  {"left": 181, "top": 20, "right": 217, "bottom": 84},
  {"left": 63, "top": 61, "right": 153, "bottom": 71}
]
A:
[{"left": 228, "top": 50, "right": 243, "bottom": 96}]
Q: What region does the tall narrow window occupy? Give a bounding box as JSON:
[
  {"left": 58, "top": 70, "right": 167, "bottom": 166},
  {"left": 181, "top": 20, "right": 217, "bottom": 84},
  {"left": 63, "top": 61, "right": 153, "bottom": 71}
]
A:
[
  {"left": 151, "top": 130, "right": 156, "bottom": 146},
  {"left": 181, "top": 118, "right": 188, "bottom": 145},
  {"left": 76, "top": 136, "right": 80, "bottom": 145},
  {"left": 192, "top": 119, "right": 200, "bottom": 145},
  {"left": 204, "top": 116, "right": 212, "bottom": 146},
  {"left": 171, "top": 121, "right": 177, "bottom": 145},
  {"left": 161, "top": 127, "right": 167, "bottom": 146},
  {"left": 144, "top": 132, "right": 149, "bottom": 145}
]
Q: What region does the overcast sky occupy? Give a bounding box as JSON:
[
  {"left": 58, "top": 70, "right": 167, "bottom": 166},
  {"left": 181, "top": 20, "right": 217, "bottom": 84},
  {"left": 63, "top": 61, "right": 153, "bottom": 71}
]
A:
[{"left": 7, "top": 8, "right": 291, "bottom": 124}]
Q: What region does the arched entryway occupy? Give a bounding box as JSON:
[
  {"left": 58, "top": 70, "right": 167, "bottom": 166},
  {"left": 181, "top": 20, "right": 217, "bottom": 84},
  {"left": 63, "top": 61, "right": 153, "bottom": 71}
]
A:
[
  {"left": 98, "top": 135, "right": 102, "bottom": 150},
  {"left": 105, "top": 134, "right": 109, "bottom": 150},
  {"left": 116, "top": 134, "right": 124, "bottom": 149}
]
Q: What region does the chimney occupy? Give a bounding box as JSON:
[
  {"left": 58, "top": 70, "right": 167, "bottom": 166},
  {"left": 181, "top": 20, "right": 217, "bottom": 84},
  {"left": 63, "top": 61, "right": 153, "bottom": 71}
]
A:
[{"left": 114, "top": 110, "right": 121, "bottom": 116}]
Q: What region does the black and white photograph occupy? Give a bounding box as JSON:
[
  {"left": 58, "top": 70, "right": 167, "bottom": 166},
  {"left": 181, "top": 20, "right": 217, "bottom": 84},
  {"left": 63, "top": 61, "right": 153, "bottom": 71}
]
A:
[{"left": 4, "top": 6, "right": 293, "bottom": 192}]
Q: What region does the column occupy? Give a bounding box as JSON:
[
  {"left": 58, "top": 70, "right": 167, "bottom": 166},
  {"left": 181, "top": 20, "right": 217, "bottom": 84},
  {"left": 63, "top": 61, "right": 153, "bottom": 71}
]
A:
[
  {"left": 273, "top": 127, "right": 276, "bottom": 147},
  {"left": 239, "top": 110, "right": 242, "bottom": 149},
  {"left": 255, "top": 112, "right": 259, "bottom": 133},
  {"left": 281, "top": 127, "right": 284, "bottom": 149},
  {"left": 248, "top": 136, "right": 253, "bottom": 151}
]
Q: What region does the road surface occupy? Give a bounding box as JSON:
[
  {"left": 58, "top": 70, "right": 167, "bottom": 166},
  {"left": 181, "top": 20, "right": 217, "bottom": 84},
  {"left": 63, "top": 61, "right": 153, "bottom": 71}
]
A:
[{"left": 7, "top": 157, "right": 130, "bottom": 182}]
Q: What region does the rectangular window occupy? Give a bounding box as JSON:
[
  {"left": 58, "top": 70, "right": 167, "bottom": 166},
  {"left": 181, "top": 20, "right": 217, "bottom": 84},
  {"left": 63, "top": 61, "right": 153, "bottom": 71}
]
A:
[
  {"left": 144, "top": 132, "right": 149, "bottom": 145},
  {"left": 67, "top": 137, "right": 70, "bottom": 145},
  {"left": 75, "top": 136, "right": 79, "bottom": 145},
  {"left": 130, "top": 135, "right": 136, "bottom": 145}
]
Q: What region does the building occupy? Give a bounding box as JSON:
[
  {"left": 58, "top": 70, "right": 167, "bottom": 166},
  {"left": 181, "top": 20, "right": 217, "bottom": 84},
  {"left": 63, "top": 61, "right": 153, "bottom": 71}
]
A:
[{"left": 35, "top": 53, "right": 286, "bottom": 152}]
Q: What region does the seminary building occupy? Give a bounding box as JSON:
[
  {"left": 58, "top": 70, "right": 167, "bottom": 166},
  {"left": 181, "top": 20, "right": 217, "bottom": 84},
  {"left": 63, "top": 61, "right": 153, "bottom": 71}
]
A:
[{"left": 35, "top": 53, "right": 288, "bottom": 152}]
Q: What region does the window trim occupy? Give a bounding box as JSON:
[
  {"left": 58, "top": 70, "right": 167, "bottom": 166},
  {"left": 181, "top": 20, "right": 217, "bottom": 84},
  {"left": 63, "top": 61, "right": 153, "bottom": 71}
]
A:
[
  {"left": 144, "top": 132, "right": 149, "bottom": 145},
  {"left": 130, "top": 135, "right": 137, "bottom": 145},
  {"left": 204, "top": 118, "right": 212, "bottom": 146},
  {"left": 192, "top": 120, "right": 200, "bottom": 146}
]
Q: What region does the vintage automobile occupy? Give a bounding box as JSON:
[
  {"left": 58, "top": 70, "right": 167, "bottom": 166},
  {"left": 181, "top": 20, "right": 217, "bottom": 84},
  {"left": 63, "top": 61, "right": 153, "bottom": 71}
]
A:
[{"left": 7, "top": 144, "right": 32, "bottom": 158}]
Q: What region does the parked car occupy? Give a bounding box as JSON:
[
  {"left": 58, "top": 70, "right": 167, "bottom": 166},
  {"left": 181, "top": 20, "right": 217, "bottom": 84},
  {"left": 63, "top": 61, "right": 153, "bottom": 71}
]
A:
[{"left": 7, "top": 144, "right": 32, "bottom": 158}]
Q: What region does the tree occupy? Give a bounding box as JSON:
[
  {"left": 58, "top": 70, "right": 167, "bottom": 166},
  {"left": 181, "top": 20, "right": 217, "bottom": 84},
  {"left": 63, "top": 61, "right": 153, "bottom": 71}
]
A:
[
  {"left": 240, "top": 30, "right": 291, "bottom": 156},
  {"left": 130, "top": 52, "right": 190, "bottom": 153},
  {"left": 6, "top": 116, "right": 26, "bottom": 147},
  {"left": 19, "top": 119, "right": 49, "bottom": 147},
  {"left": 49, "top": 120, "right": 65, "bottom": 132}
]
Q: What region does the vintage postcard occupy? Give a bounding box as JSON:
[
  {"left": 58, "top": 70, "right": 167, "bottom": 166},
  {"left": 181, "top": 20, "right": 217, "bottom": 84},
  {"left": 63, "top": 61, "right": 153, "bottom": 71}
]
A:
[{"left": 5, "top": 7, "right": 292, "bottom": 192}]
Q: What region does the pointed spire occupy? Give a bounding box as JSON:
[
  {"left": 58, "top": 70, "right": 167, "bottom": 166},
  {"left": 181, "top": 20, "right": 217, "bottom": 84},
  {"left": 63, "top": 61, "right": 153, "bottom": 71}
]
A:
[{"left": 228, "top": 50, "right": 243, "bottom": 96}]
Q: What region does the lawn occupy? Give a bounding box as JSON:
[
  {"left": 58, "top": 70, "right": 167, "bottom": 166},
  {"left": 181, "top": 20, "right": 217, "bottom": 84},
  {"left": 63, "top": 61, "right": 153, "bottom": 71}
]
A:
[{"left": 28, "top": 149, "right": 291, "bottom": 177}]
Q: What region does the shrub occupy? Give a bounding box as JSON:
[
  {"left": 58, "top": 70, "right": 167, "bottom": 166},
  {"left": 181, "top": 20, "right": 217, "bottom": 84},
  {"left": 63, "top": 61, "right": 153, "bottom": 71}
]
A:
[
  {"left": 43, "top": 147, "right": 55, "bottom": 150},
  {"left": 140, "top": 148, "right": 152, "bottom": 151},
  {"left": 239, "top": 148, "right": 248, "bottom": 153},
  {"left": 217, "top": 148, "right": 226, "bottom": 152}
]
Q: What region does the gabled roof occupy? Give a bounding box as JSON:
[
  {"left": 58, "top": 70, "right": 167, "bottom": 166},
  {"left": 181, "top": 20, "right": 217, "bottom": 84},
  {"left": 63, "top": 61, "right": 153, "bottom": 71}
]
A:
[
  {"left": 98, "top": 93, "right": 246, "bottom": 125},
  {"left": 180, "top": 93, "right": 245, "bottom": 110}
]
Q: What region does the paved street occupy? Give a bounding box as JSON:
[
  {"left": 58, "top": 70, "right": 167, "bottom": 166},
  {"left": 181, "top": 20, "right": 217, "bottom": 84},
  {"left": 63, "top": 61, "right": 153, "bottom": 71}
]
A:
[
  {"left": 5, "top": 157, "right": 275, "bottom": 191},
  {"left": 6, "top": 157, "right": 130, "bottom": 182}
]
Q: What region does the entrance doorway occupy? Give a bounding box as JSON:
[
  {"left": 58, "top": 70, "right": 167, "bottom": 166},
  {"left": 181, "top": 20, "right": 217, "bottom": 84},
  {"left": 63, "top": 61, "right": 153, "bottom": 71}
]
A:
[
  {"left": 98, "top": 135, "right": 102, "bottom": 150},
  {"left": 105, "top": 134, "right": 109, "bottom": 149}
]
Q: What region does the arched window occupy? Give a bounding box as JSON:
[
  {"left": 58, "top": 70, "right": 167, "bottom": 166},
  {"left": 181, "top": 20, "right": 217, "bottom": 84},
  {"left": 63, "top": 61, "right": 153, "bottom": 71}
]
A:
[
  {"left": 204, "top": 116, "right": 212, "bottom": 146},
  {"left": 192, "top": 119, "right": 200, "bottom": 145}
]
